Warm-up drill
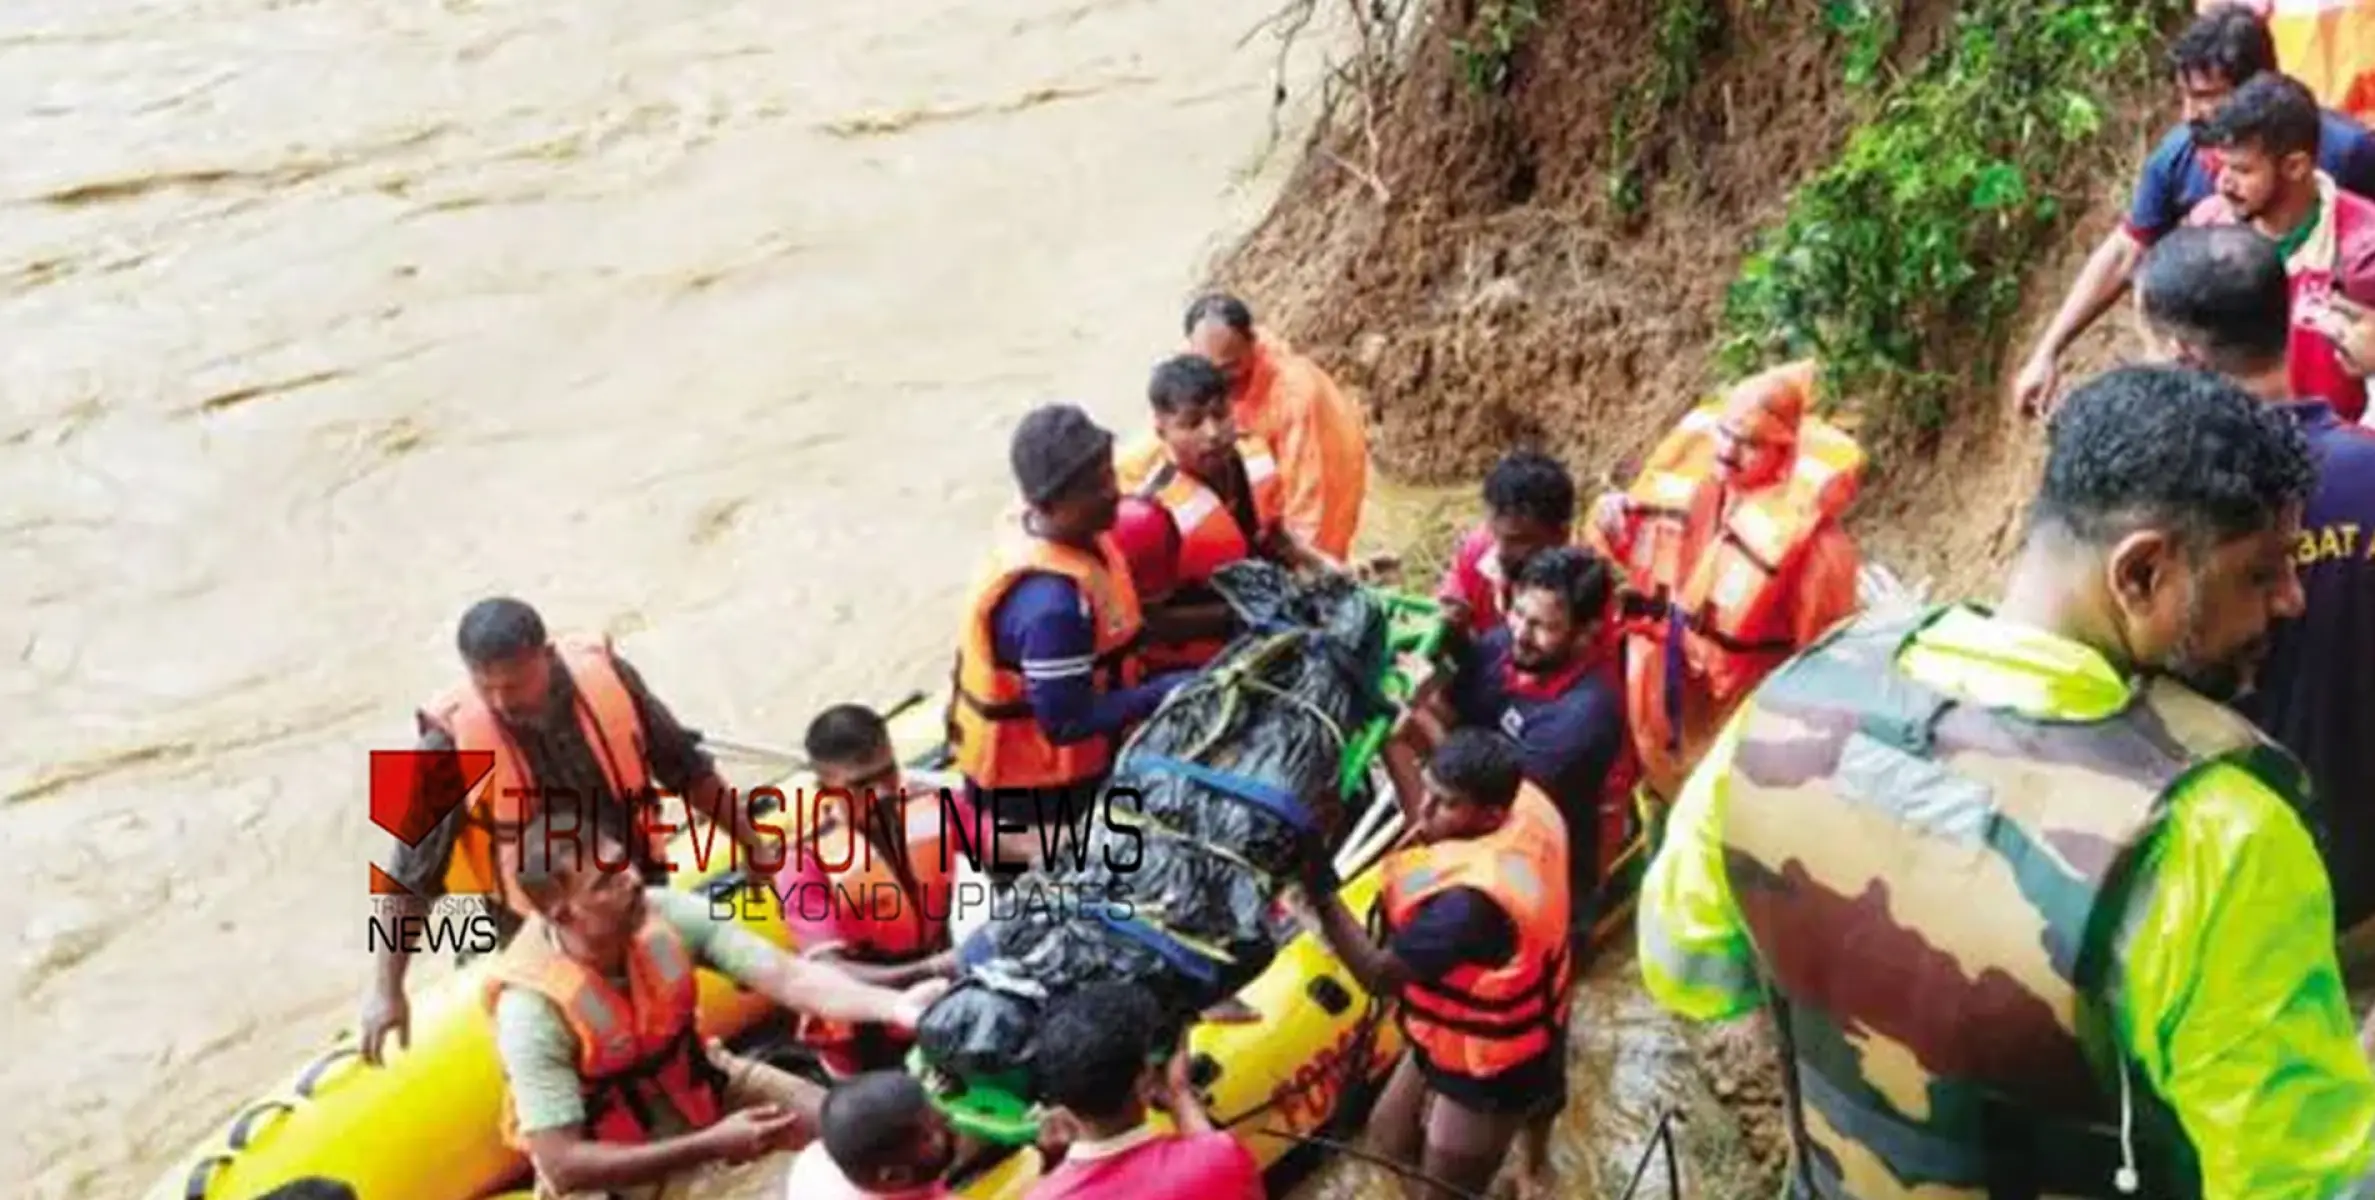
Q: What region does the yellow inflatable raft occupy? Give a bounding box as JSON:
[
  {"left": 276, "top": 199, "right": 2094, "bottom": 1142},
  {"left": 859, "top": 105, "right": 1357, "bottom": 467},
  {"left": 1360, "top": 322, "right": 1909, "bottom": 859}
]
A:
[{"left": 145, "top": 701, "right": 1406, "bottom": 1200}]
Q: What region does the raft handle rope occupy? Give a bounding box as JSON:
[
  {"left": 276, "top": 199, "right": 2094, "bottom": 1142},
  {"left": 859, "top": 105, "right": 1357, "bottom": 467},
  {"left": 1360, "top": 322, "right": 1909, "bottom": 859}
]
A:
[
  {"left": 1249, "top": 1127, "right": 1491, "bottom": 1200},
  {"left": 1617, "top": 1107, "right": 1686, "bottom": 1200}
]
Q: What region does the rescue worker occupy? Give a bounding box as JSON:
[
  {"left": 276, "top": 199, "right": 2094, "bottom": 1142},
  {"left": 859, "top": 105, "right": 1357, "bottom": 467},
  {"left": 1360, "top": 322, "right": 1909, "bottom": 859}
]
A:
[
  {"left": 486, "top": 811, "right": 945, "bottom": 1200},
  {"left": 362, "top": 596, "right": 780, "bottom": 1067},
  {"left": 1115, "top": 353, "right": 1343, "bottom": 672},
  {"left": 783, "top": 1071, "right": 957, "bottom": 1199},
  {"left": 2186, "top": 70, "right": 2375, "bottom": 423},
  {"left": 777, "top": 704, "right": 963, "bottom": 1081},
  {"left": 1183, "top": 292, "right": 1371, "bottom": 561},
  {"left": 1301, "top": 730, "right": 1571, "bottom": 1200},
  {"left": 1587, "top": 361, "right": 1863, "bottom": 804},
  {"left": 1433, "top": 449, "right": 1578, "bottom": 640},
  {"left": 2137, "top": 225, "right": 2375, "bottom": 959},
  {"left": 1639, "top": 363, "right": 2375, "bottom": 1197},
  {"left": 1391, "top": 546, "right": 1632, "bottom": 954},
  {"left": 1025, "top": 982, "right": 1262, "bottom": 1199},
  {"left": 947, "top": 404, "right": 1191, "bottom": 870},
  {"left": 2206, "top": 0, "right": 2375, "bottom": 123},
  {"left": 2016, "top": 3, "right": 2375, "bottom": 415}
]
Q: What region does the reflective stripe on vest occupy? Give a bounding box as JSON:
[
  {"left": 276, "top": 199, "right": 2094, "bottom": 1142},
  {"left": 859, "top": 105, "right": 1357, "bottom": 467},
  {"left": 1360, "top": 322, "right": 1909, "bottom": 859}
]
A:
[
  {"left": 418, "top": 634, "right": 652, "bottom": 914},
  {"left": 1380, "top": 784, "right": 1574, "bottom": 1079},
  {"left": 482, "top": 913, "right": 725, "bottom": 1148},
  {"left": 946, "top": 511, "right": 1145, "bottom": 790},
  {"left": 1716, "top": 605, "right": 2307, "bottom": 1198},
  {"left": 1618, "top": 402, "right": 1862, "bottom": 658}
]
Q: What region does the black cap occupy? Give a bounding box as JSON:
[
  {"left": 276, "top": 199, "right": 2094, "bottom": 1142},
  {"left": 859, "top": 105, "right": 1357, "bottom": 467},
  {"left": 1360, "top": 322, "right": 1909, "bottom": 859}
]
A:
[{"left": 1010, "top": 404, "right": 1114, "bottom": 506}]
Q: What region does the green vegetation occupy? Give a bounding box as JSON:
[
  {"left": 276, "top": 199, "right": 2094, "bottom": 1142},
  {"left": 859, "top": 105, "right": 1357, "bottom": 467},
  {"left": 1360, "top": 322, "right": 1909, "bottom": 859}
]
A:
[
  {"left": 1453, "top": 0, "right": 1545, "bottom": 95},
  {"left": 1824, "top": 0, "right": 1903, "bottom": 90},
  {"left": 1605, "top": 0, "right": 1722, "bottom": 213},
  {"left": 1718, "top": 0, "right": 2185, "bottom": 437}
]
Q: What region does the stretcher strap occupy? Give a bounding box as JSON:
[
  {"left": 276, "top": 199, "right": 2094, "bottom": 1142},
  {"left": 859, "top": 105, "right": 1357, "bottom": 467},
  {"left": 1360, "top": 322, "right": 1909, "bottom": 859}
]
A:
[
  {"left": 1130, "top": 753, "right": 1319, "bottom": 839},
  {"left": 1089, "top": 907, "right": 1225, "bottom": 988}
]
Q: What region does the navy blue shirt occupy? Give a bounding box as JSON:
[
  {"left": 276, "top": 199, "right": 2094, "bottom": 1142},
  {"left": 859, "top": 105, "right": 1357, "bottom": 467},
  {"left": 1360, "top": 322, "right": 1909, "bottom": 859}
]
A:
[
  {"left": 1448, "top": 627, "right": 1627, "bottom": 826},
  {"left": 987, "top": 572, "right": 1184, "bottom": 750},
  {"left": 2126, "top": 111, "right": 2375, "bottom": 244},
  {"left": 2240, "top": 401, "right": 2375, "bottom": 930}
]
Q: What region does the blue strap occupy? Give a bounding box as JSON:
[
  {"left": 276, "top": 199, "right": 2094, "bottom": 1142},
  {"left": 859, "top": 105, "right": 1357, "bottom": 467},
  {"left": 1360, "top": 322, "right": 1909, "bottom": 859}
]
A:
[
  {"left": 1090, "top": 908, "right": 1223, "bottom": 989},
  {"left": 1128, "top": 754, "right": 1318, "bottom": 839}
]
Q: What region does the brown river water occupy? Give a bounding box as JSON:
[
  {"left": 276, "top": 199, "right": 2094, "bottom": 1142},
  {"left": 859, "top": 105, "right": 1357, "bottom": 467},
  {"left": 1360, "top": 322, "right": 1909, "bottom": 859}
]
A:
[{"left": 0, "top": 2, "right": 1721, "bottom": 1197}]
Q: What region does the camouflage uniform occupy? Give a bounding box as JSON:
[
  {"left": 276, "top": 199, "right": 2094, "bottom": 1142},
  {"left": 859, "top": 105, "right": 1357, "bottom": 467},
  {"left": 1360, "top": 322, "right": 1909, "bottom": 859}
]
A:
[{"left": 1638, "top": 603, "right": 2375, "bottom": 1199}]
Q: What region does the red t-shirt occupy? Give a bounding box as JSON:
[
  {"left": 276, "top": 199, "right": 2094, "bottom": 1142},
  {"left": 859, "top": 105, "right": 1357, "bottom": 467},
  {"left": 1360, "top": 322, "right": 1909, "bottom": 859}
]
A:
[
  {"left": 1028, "top": 1129, "right": 1264, "bottom": 1200},
  {"left": 1434, "top": 522, "right": 1507, "bottom": 637},
  {"left": 2187, "top": 176, "right": 2375, "bottom": 424}
]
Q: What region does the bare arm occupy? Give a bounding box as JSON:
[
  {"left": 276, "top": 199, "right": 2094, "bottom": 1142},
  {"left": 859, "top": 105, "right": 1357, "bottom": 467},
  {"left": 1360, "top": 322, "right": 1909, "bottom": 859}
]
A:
[
  {"left": 526, "top": 1124, "right": 732, "bottom": 1194},
  {"left": 2016, "top": 231, "right": 2145, "bottom": 412},
  {"left": 1304, "top": 883, "right": 1414, "bottom": 997},
  {"left": 742, "top": 948, "right": 931, "bottom": 1028},
  {"left": 1262, "top": 524, "right": 1343, "bottom": 576}
]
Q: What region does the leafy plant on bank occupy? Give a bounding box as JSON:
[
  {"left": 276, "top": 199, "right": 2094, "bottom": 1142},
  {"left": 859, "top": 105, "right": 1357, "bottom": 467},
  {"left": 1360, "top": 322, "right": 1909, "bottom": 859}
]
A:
[
  {"left": 1823, "top": 0, "right": 1902, "bottom": 89},
  {"left": 1717, "top": 0, "right": 2183, "bottom": 438},
  {"left": 1605, "top": 0, "right": 1721, "bottom": 213},
  {"left": 1453, "top": 0, "right": 1546, "bottom": 95}
]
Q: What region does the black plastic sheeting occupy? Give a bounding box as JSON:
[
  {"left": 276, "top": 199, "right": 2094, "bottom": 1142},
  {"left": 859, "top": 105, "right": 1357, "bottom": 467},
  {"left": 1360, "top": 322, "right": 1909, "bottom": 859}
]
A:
[{"left": 914, "top": 562, "right": 1392, "bottom": 1088}]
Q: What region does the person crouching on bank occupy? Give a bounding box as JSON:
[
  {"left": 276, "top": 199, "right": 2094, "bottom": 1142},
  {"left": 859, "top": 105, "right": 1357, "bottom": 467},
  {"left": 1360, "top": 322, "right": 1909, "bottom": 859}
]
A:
[
  {"left": 1299, "top": 729, "right": 1572, "bottom": 1200},
  {"left": 946, "top": 404, "right": 1193, "bottom": 872}
]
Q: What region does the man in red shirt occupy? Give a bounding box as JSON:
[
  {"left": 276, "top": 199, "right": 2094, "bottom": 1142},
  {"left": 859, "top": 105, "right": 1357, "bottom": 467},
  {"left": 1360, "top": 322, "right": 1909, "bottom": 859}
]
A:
[
  {"left": 1434, "top": 450, "right": 1577, "bottom": 640},
  {"left": 2190, "top": 70, "right": 2375, "bottom": 422},
  {"left": 776, "top": 704, "right": 963, "bottom": 1081},
  {"left": 1026, "top": 983, "right": 1264, "bottom": 1200}
]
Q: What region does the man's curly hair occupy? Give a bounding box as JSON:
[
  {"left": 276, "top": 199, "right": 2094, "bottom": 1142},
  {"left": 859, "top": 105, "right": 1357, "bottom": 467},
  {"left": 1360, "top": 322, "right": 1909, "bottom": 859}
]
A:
[{"left": 2031, "top": 364, "right": 2313, "bottom": 556}]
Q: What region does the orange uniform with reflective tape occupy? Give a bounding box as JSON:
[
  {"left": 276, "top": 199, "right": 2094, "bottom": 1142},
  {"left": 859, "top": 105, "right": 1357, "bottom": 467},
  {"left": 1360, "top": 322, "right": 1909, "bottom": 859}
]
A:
[
  {"left": 1228, "top": 332, "right": 1369, "bottom": 560},
  {"left": 1116, "top": 433, "right": 1287, "bottom": 670},
  {"left": 1381, "top": 783, "right": 1573, "bottom": 1080},
  {"left": 418, "top": 634, "right": 651, "bottom": 918},
  {"left": 1590, "top": 365, "right": 1865, "bottom": 800},
  {"left": 946, "top": 512, "right": 1146, "bottom": 790},
  {"left": 482, "top": 914, "right": 727, "bottom": 1148}
]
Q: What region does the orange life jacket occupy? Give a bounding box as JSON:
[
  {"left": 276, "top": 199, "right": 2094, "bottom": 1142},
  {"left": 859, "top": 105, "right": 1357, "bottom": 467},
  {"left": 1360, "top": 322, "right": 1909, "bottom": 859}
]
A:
[
  {"left": 1122, "top": 434, "right": 1285, "bottom": 671},
  {"left": 792, "top": 783, "right": 957, "bottom": 1076},
  {"left": 801, "top": 784, "right": 957, "bottom": 961},
  {"left": 418, "top": 634, "right": 652, "bottom": 917},
  {"left": 1380, "top": 783, "right": 1573, "bottom": 1079},
  {"left": 482, "top": 913, "right": 727, "bottom": 1150},
  {"left": 1618, "top": 399, "right": 1862, "bottom": 660},
  {"left": 946, "top": 512, "right": 1145, "bottom": 790}
]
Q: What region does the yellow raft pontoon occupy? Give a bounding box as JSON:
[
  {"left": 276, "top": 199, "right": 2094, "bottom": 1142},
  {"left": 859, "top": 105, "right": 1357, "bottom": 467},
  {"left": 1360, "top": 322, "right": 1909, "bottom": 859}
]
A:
[{"left": 144, "top": 700, "right": 1412, "bottom": 1200}]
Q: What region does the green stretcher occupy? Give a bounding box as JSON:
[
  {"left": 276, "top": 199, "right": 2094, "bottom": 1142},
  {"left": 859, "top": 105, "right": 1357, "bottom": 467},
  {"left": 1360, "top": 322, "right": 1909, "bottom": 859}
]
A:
[{"left": 911, "top": 588, "right": 1452, "bottom": 1148}]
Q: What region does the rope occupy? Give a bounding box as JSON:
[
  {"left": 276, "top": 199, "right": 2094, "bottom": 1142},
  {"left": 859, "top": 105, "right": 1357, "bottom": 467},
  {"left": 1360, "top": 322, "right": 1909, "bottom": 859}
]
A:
[
  {"left": 1235, "top": 674, "right": 1349, "bottom": 754},
  {"left": 1617, "top": 1108, "right": 1687, "bottom": 1200},
  {"left": 1246, "top": 1128, "right": 1493, "bottom": 1200}
]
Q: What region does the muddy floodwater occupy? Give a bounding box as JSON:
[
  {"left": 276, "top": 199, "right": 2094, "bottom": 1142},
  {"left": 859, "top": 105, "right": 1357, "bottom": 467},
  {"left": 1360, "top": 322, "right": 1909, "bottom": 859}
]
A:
[{"left": 0, "top": 3, "right": 1741, "bottom": 1197}]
